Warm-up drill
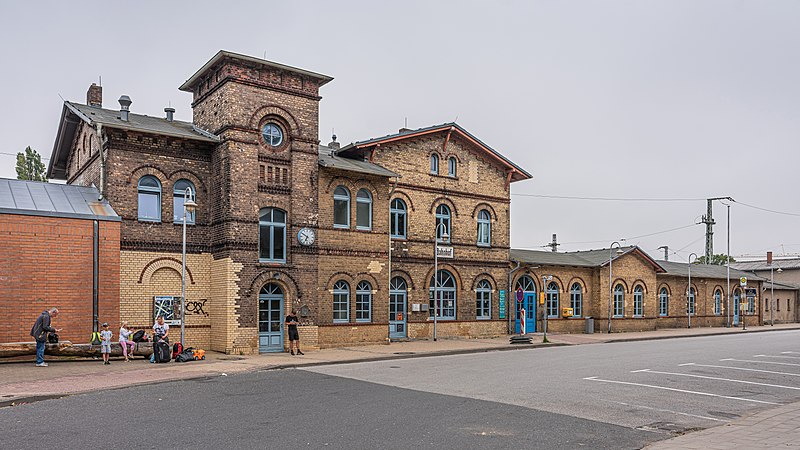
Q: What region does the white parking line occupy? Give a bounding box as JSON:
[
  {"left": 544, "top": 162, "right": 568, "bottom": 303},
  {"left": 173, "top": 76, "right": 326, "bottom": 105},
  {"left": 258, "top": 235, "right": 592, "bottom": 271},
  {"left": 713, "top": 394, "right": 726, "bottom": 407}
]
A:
[
  {"left": 633, "top": 368, "right": 800, "bottom": 391},
  {"left": 680, "top": 362, "right": 800, "bottom": 377},
  {"left": 583, "top": 376, "right": 779, "bottom": 405},
  {"left": 611, "top": 401, "right": 730, "bottom": 423},
  {"left": 754, "top": 354, "right": 800, "bottom": 360},
  {"left": 782, "top": 351, "right": 800, "bottom": 355},
  {"left": 721, "top": 358, "right": 800, "bottom": 367}
]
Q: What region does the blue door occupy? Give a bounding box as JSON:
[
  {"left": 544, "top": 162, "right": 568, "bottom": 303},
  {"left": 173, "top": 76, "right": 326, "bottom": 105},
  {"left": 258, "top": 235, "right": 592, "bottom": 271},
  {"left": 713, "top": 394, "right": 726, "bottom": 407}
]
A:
[
  {"left": 389, "top": 277, "right": 407, "bottom": 339},
  {"left": 515, "top": 293, "right": 537, "bottom": 334},
  {"left": 258, "top": 283, "right": 284, "bottom": 353}
]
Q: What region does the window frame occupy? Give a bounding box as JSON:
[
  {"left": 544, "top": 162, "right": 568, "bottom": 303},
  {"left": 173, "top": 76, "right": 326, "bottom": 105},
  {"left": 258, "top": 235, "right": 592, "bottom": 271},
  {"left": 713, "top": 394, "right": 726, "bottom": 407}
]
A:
[
  {"left": 659, "top": 287, "right": 669, "bottom": 316},
  {"left": 173, "top": 179, "right": 196, "bottom": 225},
  {"left": 546, "top": 282, "right": 559, "bottom": 318},
  {"left": 613, "top": 284, "right": 625, "bottom": 318},
  {"left": 476, "top": 280, "right": 492, "bottom": 320},
  {"left": 390, "top": 198, "right": 407, "bottom": 239},
  {"left": 477, "top": 209, "right": 491, "bottom": 247},
  {"left": 430, "top": 153, "right": 439, "bottom": 175},
  {"left": 355, "top": 280, "right": 372, "bottom": 323},
  {"left": 447, "top": 156, "right": 457, "bottom": 177},
  {"left": 688, "top": 286, "right": 696, "bottom": 316},
  {"left": 714, "top": 289, "right": 722, "bottom": 315},
  {"left": 258, "top": 207, "right": 287, "bottom": 263},
  {"left": 261, "top": 122, "right": 284, "bottom": 147},
  {"left": 333, "top": 186, "right": 350, "bottom": 229},
  {"left": 435, "top": 204, "right": 451, "bottom": 243},
  {"left": 333, "top": 280, "right": 350, "bottom": 323},
  {"left": 633, "top": 286, "right": 644, "bottom": 317},
  {"left": 570, "top": 283, "right": 583, "bottom": 318},
  {"left": 137, "top": 175, "right": 162, "bottom": 223},
  {"left": 429, "top": 270, "right": 456, "bottom": 320},
  {"left": 356, "top": 189, "right": 373, "bottom": 231}
]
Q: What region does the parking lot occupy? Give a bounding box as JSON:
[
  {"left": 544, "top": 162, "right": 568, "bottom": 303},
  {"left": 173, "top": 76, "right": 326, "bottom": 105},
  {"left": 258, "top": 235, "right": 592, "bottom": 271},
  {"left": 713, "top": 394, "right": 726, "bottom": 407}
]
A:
[{"left": 305, "top": 330, "right": 800, "bottom": 436}]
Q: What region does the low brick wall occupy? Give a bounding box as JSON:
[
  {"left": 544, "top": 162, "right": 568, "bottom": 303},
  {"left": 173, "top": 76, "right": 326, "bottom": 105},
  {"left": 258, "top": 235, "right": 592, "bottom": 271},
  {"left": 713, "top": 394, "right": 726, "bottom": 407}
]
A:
[{"left": 408, "top": 320, "right": 507, "bottom": 340}]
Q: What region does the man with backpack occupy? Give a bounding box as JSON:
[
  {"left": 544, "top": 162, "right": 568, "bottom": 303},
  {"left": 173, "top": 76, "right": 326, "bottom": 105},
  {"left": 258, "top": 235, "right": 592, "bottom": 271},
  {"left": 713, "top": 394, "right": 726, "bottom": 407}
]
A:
[{"left": 30, "top": 308, "right": 61, "bottom": 367}]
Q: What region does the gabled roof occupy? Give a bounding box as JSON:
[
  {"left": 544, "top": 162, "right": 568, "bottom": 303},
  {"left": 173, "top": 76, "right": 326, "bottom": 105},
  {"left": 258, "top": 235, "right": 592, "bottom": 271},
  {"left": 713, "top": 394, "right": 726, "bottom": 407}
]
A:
[
  {"left": 47, "top": 102, "right": 219, "bottom": 179},
  {"left": 179, "top": 50, "right": 333, "bottom": 92},
  {"left": 657, "top": 260, "right": 765, "bottom": 281},
  {"left": 336, "top": 123, "right": 532, "bottom": 182},
  {"left": 732, "top": 259, "right": 800, "bottom": 271},
  {"left": 0, "top": 178, "right": 119, "bottom": 222},
  {"left": 318, "top": 145, "right": 397, "bottom": 178},
  {"left": 511, "top": 246, "right": 666, "bottom": 272}
]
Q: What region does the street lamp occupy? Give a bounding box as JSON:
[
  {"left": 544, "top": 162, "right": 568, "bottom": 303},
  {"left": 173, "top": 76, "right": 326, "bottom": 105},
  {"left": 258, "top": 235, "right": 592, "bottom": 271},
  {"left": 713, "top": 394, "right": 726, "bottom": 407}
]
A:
[
  {"left": 770, "top": 265, "right": 783, "bottom": 326},
  {"left": 433, "top": 222, "right": 449, "bottom": 342},
  {"left": 688, "top": 253, "right": 698, "bottom": 329},
  {"left": 180, "top": 188, "right": 197, "bottom": 347},
  {"left": 608, "top": 242, "right": 623, "bottom": 333}
]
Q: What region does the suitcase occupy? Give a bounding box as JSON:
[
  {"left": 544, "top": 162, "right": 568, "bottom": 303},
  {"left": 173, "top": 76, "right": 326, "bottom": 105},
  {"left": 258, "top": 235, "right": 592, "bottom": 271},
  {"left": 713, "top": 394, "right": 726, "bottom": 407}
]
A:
[
  {"left": 154, "top": 341, "right": 171, "bottom": 363},
  {"left": 172, "top": 342, "right": 183, "bottom": 359}
]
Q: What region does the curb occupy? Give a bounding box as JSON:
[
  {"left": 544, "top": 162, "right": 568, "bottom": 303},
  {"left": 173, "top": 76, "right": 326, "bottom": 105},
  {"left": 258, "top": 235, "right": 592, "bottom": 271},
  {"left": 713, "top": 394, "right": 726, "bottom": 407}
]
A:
[{"left": 603, "top": 325, "right": 800, "bottom": 344}]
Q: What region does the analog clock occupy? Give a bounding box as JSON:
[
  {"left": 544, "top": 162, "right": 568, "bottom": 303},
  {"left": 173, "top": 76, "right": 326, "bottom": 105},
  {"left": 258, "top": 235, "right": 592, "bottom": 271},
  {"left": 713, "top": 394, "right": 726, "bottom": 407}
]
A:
[{"left": 298, "top": 227, "right": 316, "bottom": 246}]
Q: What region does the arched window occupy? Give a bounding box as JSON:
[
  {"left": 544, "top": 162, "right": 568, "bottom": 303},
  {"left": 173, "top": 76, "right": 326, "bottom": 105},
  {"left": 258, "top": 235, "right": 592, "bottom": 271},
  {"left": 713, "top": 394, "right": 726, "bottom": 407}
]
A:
[
  {"left": 613, "top": 285, "right": 624, "bottom": 317},
  {"left": 333, "top": 186, "right": 350, "bottom": 228},
  {"left": 688, "top": 286, "right": 696, "bottom": 316},
  {"left": 356, "top": 189, "right": 372, "bottom": 230},
  {"left": 515, "top": 275, "right": 536, "bottom": 293},
  {"left": 633, "top": 285, "right": 644, "bottom": 317},
  {"left": 477, "top": 210, "right": 491, "bottom": 247},
  {"left": 659, "top": 288, "right": 669, "bottom": 316},
  {"left": 356, "top": 280, "right": 372, "bottom": 322},
  {"left": 333, "top": 280, "right": 350, "bottom": 323},
  {"left": 259, "top": 208, "right": 286, "bottom": 263},
  {"left": 137, "top": 175, "right": 161, "bottom": 222},
  {"left": 714, "top": 289, "right": 722, "bottom": 315},
  {"left": 173, "top": 179, "right": 196, "bottom": 224},
  {"left": 390, "top": 198, "right": 407, "bottom": 239},
  {"left": 429, "top": 270, "right": 456, "bottom": 320},
  {"left": 476, "top": 279, "right": 491, "bottom": 319},
  {"left": 546, "top": 282, "right": 559, "bottom": 318},
  {"left": 430, "top": 153, "right": 439, "bottom": 175},
  {"left": 747, "top": 290, "right": 755, "bottom": 314},
  {"left": 448, "top": 157, "right": 457, "bottom": 177},
  {"left": 435, "top": 204, "right": 451, "bottom": 243},
  {"left": 389, "top": 277, "right": 407, "bottom": 331},
  {"left": 570, "top": 283, "right": 583, "bottom": 318}
]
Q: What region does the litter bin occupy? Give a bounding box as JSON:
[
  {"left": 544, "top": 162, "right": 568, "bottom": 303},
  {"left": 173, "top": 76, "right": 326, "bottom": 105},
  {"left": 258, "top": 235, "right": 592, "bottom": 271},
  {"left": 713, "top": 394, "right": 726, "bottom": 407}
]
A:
[{"left": 584, "top": 317, "right": 594, "bottom": 334}]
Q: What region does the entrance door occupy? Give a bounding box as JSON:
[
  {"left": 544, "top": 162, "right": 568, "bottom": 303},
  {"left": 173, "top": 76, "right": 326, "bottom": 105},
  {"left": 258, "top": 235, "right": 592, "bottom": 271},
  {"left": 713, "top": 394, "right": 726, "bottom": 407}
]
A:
[
  {"left": 389, "top": 277, "right": 407, "bottom": 339},
  {"left": 515, "top": 293, "right": 537, "bottom": 334},
  {"left": 258, "top": 283, "right": 284, "bottom": 352}
]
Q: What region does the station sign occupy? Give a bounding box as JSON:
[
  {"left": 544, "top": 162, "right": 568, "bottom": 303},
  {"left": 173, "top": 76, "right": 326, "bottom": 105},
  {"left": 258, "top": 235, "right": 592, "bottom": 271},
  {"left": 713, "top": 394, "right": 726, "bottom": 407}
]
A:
[{"left": 436, "top": 246, "right": 454, "bottom": 259}]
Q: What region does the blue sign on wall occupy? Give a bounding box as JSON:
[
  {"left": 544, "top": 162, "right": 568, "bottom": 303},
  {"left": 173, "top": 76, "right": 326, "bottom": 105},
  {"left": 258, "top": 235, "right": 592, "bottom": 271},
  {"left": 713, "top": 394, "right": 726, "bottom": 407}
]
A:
[{"left": 499, "top": 290, "right": 506, "bottom": 319}]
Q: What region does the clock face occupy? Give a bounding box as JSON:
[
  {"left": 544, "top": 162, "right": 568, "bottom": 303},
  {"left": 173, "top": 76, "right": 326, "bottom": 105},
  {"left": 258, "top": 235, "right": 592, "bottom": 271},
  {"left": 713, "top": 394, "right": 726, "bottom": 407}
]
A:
[{"left": 298, "top": 227, "right": 316, "bottom": 246}]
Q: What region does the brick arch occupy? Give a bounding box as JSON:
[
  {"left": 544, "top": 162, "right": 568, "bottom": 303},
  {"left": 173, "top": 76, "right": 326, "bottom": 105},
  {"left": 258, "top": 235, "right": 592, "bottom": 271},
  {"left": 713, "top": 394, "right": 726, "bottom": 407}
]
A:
[
  {"left": 444, "top": 153, "right": 462, "bottom": 163},
  {"left": 471, "top": 203, "right": 498, "bottom": 221},
  {"left": 354, "top": 272, "right": 381, "bottom": 291},
  {"left": 128, "top": 165, "right": 169, "bottom": 185},
  {"left": 167, "top": 169, "right": 208, "bottom": 193},
  {"left": 423, "top": 265, "right": 463, "bottom": 291},
  {"left": 657, "top": 283, "right": 672, "bottom": 297},
  {"left": 611, "top": 278, "right": 629, "bottom": 293},
  {"left": 391, "top": 190, "right": 415, "bottom": 211},
  {"left": 325, "top": 176, "right": 356, "bottom": 194},
  {"left": 248, "top": 104, "right": 302, "bottom": 136},
  {"left": 138, "top": 257, "right": 195, "bottom": 285},
  {"left": 324, "top": 272, "right": 355, "bottom": 291},
  {"left": 631, "top": 279, "right": 649, "bottom": 295},
  {"left": 354, "top": 181, "right": 383, "bottom": 201},
  {"left": 429, "top": 197, "right": 459, "bottom": 217},
  {"left": 390, "top": 270, "right": 415, "bottom": 290},
  {"left": 248, "top": 270, "right": 301, "bottom": 301},
  {"left": 544, "top": 276, "right": 565, "bottom": 293},
  {"left": 567, "top": 277, "right": 588, "bottom": 293},
  {"left": 471, "top": 273, "right": 498, "bottom": 290}
]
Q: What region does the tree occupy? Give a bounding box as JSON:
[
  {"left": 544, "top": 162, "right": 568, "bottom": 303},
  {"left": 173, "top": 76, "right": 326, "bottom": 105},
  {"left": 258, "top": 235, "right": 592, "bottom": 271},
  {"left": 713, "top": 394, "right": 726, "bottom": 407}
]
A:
[
  {"left": 694, "top": 254, "right": 736, "bottom": 265},
  {"left": 15, "top": 146, "right": 47, "bottom": 182}
]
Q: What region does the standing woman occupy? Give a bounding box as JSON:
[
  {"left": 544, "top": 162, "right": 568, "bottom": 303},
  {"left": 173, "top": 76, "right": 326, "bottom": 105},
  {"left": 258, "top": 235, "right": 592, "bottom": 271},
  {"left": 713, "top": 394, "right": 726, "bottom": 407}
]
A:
[{"left": 119, "top": 321, "right": 136, "bottom": 362}]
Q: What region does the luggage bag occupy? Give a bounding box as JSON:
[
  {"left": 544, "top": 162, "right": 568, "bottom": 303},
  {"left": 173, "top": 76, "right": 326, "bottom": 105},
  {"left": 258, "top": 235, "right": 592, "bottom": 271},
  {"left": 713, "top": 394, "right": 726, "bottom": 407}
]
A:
[{"left": 153, "top": 340, "right": 171, "bottom": 363}]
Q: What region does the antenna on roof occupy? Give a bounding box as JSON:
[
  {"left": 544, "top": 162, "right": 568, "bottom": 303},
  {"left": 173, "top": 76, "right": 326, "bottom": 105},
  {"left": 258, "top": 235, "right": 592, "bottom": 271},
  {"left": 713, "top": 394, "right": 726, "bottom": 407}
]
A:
[
  {"left": 263, "top": 50, "right": 267, "bottom": 59},
  {"left": 58, "top": 93, "right": 65, "bottom": 101},
  {"left": 453, "top": 115, "right": 458, "bottom": 123},
  {"left": 99, "top": 75, "right": 102, "bottom": 87},
  {"left": 404, "top": 117, "right": 407, "bottom": 128}
]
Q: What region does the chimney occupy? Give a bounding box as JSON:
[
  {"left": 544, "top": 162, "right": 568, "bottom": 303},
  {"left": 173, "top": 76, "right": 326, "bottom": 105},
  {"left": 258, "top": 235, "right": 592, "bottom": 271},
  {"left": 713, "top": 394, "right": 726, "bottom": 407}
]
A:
[
  {"left": 327, "top": 133, "right": 340, "bottom": 150},
  {"left": 399, "top": 128, "right": 412, "bottom": 133},
  {"left": 118, "top": 95, "right": 132, "bottom": 121},
  {"left": 164, "top": 107, "right": 175, "bottom": 122},
  {"left": 87, "top": 83, "right": 102, "bottom": 107}
]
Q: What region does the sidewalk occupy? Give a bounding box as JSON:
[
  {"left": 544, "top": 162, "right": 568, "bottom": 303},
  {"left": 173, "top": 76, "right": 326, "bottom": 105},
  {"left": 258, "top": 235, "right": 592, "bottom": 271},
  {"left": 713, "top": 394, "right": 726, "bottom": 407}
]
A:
[{"left": 1, "top": 323, "right": 798, "bottom": 409}]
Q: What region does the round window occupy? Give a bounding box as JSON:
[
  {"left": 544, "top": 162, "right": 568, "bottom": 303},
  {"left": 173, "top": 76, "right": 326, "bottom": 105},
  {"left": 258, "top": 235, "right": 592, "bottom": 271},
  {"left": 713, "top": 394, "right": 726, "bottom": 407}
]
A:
[{"left": 261, "top": 123, "right": 283, "bottom": 147}]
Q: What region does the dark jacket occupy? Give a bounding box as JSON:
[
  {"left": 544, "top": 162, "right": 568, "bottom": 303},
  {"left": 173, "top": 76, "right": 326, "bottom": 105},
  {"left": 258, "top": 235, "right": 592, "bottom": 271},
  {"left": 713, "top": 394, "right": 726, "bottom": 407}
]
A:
[{"left": 30, "top": 311, "right": 55, "bottom": 343}]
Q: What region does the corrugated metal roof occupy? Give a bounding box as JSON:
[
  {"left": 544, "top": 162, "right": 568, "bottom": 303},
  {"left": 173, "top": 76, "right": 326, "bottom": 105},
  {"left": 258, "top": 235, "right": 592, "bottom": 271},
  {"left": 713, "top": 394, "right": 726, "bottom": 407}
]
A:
[
  {"left": 732, "top": 259, "right": 800, "bottom": 271},
  {"left": 318, "top": 145, "right": 397, "bottom": 178},
  {"left": 67, "top": 102, "right": 219, "bottom": 142},
  {"left": 0, "top": 179, "right": 120, "bottom": 222}
]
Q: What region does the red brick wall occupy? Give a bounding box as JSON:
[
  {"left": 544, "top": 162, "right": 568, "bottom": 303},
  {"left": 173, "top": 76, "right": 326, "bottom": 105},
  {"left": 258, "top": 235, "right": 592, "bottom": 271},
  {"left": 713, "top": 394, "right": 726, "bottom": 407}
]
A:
[{"left": 0, "top": 214, "right": 120, "bottom": 344}]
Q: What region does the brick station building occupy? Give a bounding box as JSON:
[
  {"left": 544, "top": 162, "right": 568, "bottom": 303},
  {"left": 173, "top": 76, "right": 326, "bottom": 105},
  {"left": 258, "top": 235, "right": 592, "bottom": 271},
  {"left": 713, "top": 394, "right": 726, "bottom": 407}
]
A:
[{"left": 46, "top": 51, "right": 532, "bottom": 353}]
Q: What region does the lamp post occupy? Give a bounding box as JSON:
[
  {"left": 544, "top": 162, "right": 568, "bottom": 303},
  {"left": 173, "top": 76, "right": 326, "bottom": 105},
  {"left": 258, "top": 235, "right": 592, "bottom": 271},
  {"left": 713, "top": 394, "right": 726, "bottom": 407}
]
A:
[
  {"left": 608, "top": 242, "right": 623, "bottom": 333},
  {"left": 542, "top": 275, "right": 553, "bottom": 342},
  {"left": 688, "top": 253, "right": 698, "bottom": 329},
  {"left": 433, "top": 222, "right": 449, "bottom": 342},
  {"left": 180, "top": 188, "right": 197, "bottom": 347},
  {"left": 720, "top": 200, "right": 732, "bottom": 328},
  {"left": 770, "top": 266, "right": 783, "bottom": 326}
]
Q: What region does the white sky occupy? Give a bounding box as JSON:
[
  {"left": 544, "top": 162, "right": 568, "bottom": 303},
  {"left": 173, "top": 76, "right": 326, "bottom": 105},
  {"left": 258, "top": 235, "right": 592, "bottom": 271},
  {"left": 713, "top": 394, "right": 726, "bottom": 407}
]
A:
[{"left": 1, "top": 1, "right": 798, "bottom": 260}]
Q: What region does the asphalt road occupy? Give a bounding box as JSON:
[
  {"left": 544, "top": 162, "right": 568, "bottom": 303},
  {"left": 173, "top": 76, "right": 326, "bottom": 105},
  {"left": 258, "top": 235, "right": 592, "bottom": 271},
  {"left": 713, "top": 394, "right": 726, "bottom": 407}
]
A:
[{"left": 2, "top": 330, "right": 798, "bottom": 449}]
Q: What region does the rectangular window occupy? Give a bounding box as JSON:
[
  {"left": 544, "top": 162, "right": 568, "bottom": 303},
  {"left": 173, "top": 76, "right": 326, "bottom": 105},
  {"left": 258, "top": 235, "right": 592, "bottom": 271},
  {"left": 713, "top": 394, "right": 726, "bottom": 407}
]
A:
[
  {"left": 333, "top": 199, "right": 349, "bottom": 228},
  {"left": 476, "top": 291, "right": 491, "bottom": 319},
  {"left": 571, "top": 292, "right": 582, "bottom": 318},
  {"left": 777, "top": 299, "right": 780, "bottom": 311},
  {"left": 391, "top": 211, "right": 406, "bottom": 239},
  {"left": 356, "top": 202, "right": 371, "bottom": 230},
  {"left": 430, "top": 290, "right": 456, "bottom": 320},
  {"left": 613, "top": 293, "right": 624, "bottom": 317},
  {"left": 477, "top": 222, "right": 490, "bottom": 246},
  {"left": 333, "top": 293, "right": 349, "bottom": 323},
  {"left": 267, "top": 166, "right": 273, "bottom": 183},
  {"left": 138, "top": 192, "right": 160, "bottom": 222},
  {"left": 356, "top": 292, "right": 371, "bottom": 322},
  {"left": 259, "top": 165, "right": 265, "bottom": 183}
]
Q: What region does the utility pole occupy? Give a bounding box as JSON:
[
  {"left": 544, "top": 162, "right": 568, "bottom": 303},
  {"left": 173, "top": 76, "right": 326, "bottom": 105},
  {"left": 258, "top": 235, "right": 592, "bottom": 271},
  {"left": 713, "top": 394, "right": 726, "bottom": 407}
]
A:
[
  {"left": 547, "top": 234, "right": 559, "bottom": 252},
  {"left": 703, "top": 197, "right": 733, "bottom": 264},
  {"left": 657, "top": 246, "right": 669, "bottom": 261}
]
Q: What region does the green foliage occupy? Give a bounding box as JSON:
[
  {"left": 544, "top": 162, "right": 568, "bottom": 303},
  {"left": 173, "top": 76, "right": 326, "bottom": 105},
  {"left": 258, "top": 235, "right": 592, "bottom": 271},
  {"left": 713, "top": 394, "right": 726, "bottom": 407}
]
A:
[
  {"left": 15, "top": 146, "right": 47, "bottom": 182},
  {"left": 694, "top": 254, "right": 736, "bottom": 265}
]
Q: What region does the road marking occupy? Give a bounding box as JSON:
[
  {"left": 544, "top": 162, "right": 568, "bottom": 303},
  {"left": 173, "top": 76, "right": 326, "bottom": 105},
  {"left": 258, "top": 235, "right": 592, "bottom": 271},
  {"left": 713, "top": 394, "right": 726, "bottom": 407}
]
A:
[
  {"left": 754, "top": 354, "right": 800, "bottom": 360},
  {"left": 682, "top": 363, "right": 800, "bottom": 377},
  {"left": 721, "top": 358, "right": 800, "bottom": 367},
  {"left": 630, "top": 368, "right": 651, "bottom": 373},
  {"left": 633, "top": 368, "right": 800, "bottom": 391},
  {"left": 782, "top": 351, "right": 800, "bottom": 355},
  {"left": 583, "top": 377, "right": 779, "bottom": 405},
  {"left": 611, "top": 401, "right": 729, "bottom": 423}
]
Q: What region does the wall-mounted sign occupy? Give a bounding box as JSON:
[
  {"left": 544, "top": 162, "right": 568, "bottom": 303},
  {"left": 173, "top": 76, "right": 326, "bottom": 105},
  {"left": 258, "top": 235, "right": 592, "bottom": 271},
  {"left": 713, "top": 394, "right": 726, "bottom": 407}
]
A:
[
  {"left": 436, "top": 246, "right": 454, "bottom": 259},
  {"left": 154, "top": 296, "right": 182, "bottom": 326},
  {"left": 739, "top": 277, "right": 747, "bottom": 287},
  {"left": 499, "top": 290, "right": 506, "bottom": 319}
]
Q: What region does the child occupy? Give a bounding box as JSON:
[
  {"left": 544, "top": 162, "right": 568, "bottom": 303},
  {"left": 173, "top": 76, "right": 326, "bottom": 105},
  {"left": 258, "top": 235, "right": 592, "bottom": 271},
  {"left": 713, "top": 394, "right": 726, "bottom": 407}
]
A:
[
  {"left": 119, "top": 321, "right": 136, "bottom": 362},
  {"left": 100, "top": 322, "right": 113, "bottom": 365}
]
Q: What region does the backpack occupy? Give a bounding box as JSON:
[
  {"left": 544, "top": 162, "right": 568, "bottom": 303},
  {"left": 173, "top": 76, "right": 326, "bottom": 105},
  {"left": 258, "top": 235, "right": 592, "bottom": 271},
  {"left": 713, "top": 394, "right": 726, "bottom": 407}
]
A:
[
  {"left": 47, "top": 332, "right": 59, "bottom": 344},
  {"left": 90, "top": 331, "right": 102, "bottom": 345},
  {"left": 132, "top": 330, "right": 147, "bottom": 342},
  {"left": 175, "top": 348, "right": 195, "bottom": 363},
  {"left": 172, "top": 342, "right": 183, "bottom": 359}
]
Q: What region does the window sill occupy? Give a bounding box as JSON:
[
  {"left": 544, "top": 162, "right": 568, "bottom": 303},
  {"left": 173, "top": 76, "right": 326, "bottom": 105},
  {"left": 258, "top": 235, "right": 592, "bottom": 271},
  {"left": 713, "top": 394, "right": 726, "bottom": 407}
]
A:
[
  {"left": 333, "top": 225, "right": 349, "bottom": 230},
  {"left": 355, "top": 227, "right": 373, "bottom": 232},
  {"left": 138, "top": 219, "right": 161, "bottom": 223},
  {"left": 355, "top": 319, "right": 371, "bottom": 324},
  {"left": 391, "top": 236, "right": 407, "bottom": 241},
  {"left": 476, "top": 317, "right": 491, "bottom": 320},
  {"left": 427, "top": 317, "right": 456, "bottom": 321},
  {"left": 173, "top": 221, "right": 196, "bottom": 226},
  {"left": 477, "top": 243, "right": 491, "bottom": 248},
  {"left": 258, "top": 260, "right": 287, "bottom": 265}
]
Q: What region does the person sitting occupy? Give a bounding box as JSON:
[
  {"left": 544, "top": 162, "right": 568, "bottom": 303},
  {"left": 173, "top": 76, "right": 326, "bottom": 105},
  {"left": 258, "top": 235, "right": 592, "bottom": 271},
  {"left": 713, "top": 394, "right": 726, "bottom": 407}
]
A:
[
  {"left": 153, "top": 316, "right": 169, "bottom": 344},
  {"left": 119, "top": 321, "right": 136, "bottom": 362}
]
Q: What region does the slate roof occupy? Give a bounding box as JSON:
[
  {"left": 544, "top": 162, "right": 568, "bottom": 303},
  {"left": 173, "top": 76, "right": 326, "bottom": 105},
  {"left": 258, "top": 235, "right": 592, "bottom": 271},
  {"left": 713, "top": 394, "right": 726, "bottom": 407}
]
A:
[
  {"left": 763, "top": 280, "right": 800, "bottom": 290},
  {"left": 657, "top": 260, "right": 765, "bottom": 281},
  {"left": 510, "top": 246, "right": 658, "bottom": 268},
  {"left": 732, "top": 259, "right": 800, "bottom": 271},
  {"left": 318, "top": 145, "right": 397, "bottom": 178},
  {"left": 0, "top": 178, "right": 120, "bottom": 222}
]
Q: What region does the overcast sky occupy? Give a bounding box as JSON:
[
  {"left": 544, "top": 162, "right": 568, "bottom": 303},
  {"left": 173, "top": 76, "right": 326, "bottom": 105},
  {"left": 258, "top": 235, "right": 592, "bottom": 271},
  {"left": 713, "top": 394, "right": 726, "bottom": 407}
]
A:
[{"left": 1, "top": 1, "right": 798, "bottom": 261}]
